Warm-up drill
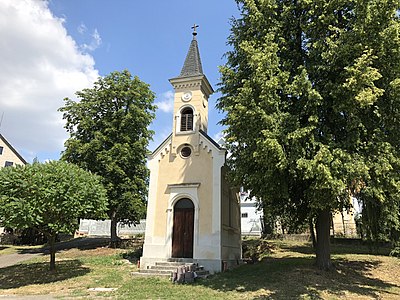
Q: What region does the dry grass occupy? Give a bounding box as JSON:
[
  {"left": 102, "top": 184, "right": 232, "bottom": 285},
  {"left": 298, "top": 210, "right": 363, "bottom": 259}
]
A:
[{"left": 0, "top": 239, "right": 399, "bottom": 299}]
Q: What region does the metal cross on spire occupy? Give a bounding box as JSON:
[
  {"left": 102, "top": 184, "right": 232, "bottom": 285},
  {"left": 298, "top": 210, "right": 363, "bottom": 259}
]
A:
[{"left": 192, "top": 23, "right": 199, "bottom": 36}]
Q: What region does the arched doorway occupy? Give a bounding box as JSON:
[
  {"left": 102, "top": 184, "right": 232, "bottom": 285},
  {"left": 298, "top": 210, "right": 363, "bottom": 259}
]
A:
[{"left": 172, "top": 198, "right": 194, "bottom": 258}]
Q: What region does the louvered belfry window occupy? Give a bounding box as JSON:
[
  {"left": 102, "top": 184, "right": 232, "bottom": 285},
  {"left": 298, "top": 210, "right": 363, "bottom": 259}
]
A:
[{"left": 180, "top": 107, "right": 193, "bottom": 131}]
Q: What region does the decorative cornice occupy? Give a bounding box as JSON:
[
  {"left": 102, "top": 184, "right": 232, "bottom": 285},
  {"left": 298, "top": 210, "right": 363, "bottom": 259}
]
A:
[
  {"left": 169, "top": 75, "right": 214, "bottom": 96},
  {"left": 167, "top": 183, "right": 201, "bottom": 189},
  {"left": 170, "top": 81, "right": 202, "bottom": 90}
]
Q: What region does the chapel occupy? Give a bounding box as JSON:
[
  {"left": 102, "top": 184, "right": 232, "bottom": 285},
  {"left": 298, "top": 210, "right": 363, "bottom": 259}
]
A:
[{"left": 140, "top": 27, "right": 241, "bottom": 273}]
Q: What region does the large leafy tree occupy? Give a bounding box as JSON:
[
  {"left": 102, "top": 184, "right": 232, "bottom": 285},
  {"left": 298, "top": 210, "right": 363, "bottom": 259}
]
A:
[
  {"left": 59, "top": 70, "right": 156, "bottom": 244},
  {"left": 0, "top": 161, "right": 108, "bottom": 271},
  {"left": 218, "top": 0, "right": 400, "bottom": 269}
]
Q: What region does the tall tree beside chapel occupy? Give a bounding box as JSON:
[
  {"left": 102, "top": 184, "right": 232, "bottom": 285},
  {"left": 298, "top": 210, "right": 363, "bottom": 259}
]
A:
[
  {"left": 218, "top": 0, "right": 400, "bottom": 269},
  {"left": 60, "top": 70, "right": 156, "bottom": 244}
]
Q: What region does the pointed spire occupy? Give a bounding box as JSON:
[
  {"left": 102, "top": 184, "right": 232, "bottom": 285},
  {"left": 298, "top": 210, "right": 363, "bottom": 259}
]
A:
[{"left": 179, "top": 24, "right": 203, "bottom": 77}]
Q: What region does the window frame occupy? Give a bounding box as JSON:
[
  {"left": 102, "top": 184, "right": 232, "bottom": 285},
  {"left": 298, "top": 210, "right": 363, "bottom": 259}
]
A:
[
  {"left": 4, "top": 161, "right": 13, "bottom": 167},
  {"left": 180, "top": 107, "right": 194, "bottom": 132}
]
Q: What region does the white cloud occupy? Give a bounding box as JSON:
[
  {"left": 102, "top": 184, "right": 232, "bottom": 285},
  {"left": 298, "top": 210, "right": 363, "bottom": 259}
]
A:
[
  {"left": 0, "top": 0, "right": 99, "bottom": 162},
  {"left": 81, "top": 28, "right": 102, "bottom": 52},
  {"left": 77, "top": 23, "right": 87, "bottom": 34},
  {"left": 155, "top": 90, "right": 174, "bottom": 113}
]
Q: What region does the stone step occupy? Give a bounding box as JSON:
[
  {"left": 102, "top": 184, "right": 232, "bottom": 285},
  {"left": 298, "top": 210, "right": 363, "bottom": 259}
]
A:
[
  {"left": 167, "top": 258, "right": 196, "bottom": 263},
  {"left": 141, "top": 261, "right": 210, "bottom": 280},
  {"left": 150, "top": 265, "right": 183, "bottom": 271},
  {"left": 155, "top": 262, "right": 198, "bottom": 267},
  {"left": 139, "top": 269, "right": 171, "bottom": 276}
]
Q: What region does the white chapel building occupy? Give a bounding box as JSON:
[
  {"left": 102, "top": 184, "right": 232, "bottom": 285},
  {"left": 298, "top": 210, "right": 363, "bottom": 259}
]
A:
[{"left": 140, "top": 29, "right": 241, "bottom": 273}]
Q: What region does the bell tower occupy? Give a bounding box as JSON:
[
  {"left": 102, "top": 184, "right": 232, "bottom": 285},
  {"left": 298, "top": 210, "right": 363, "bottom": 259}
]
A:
[
  {"left": 169, "top": 25, "right": 214, "bottom": 157},
  {"left": 140, "top": 25, "right": 241, "bottom": 274}
]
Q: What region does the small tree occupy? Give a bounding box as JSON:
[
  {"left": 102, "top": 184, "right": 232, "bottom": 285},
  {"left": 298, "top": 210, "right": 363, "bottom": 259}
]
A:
[
  {"left": 0, "top": 161, "right": 108, "bottom": 271},
  {"left": 59, "top": 70, "right": 156, "bottom": 245}
]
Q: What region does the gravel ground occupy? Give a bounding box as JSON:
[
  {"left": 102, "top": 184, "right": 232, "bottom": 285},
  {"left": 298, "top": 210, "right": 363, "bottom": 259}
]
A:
[{"left": 0, "top": 252, "right": 43, "bottom": 268}]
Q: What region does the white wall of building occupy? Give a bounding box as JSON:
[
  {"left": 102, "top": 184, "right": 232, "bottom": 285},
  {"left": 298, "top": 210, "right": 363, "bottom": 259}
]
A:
[{"left": 240, "top": 192, "right": 263, "bottom": 236}]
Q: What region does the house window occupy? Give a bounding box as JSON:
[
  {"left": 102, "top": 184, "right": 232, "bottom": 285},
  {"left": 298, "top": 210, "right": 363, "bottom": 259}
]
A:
[
  {"left": 180, "top": 107, "right": 193, "bottom": 131},
  {"left": 241, "top": 213, "right": 248, "bottom": 218},
  {"left": 0, "top": 146, "right": 3, "bottom": 155},
  {"left": 4, "top": 161, "right": 13, "bottom": 167}
]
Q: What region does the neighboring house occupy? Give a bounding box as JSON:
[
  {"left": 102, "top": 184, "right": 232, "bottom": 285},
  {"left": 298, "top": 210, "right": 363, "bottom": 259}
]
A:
[
  {"left": 0, "top": 133, "right": 27, "bottom": 234},
  {"left": 237, "top": 188, "right": 358, "bottom": 237},
  {"left": 331, "top": 197, "right": 359, "bottom": 237},
  {"left": 140, "top": 29, "right": 241, "bottom": 274},
  {"left": 0, "top": 133, "right": 26, "bottom": 168},
  {"left": 240, "top": 190, "right": 263, "bottom": 236}
]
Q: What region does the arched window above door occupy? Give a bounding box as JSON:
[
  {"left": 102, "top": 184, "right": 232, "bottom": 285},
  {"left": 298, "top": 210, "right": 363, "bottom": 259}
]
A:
[
  {"left": 180, "top": 107, "right": 193, "bottom": 131},
  {"left": 175, "top": 198, "right": 194, "bottom": 209}
]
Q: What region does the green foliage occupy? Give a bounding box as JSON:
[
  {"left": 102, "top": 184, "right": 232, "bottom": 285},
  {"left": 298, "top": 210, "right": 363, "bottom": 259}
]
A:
[
  {"left": 389, "top": 246, "right": 400, "bottom": 258},
  {"left": 242, "top": 238, "right": 272, "bottom": 262},
  {"left": 0, "top": 161, "right": 108, "bottom": 237},
  {"left": 59, "top": 70, "right": 156, "bottom": 229},
  {"left": 218, "top": 0, "right": 400, "bottom": 266}
]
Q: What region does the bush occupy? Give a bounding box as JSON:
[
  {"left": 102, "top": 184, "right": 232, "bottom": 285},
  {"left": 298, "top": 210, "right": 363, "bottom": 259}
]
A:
[
  {"left": 242, "top": 238, "right": 272, "bottom": 263},
  {"left": 390, "top": 246, "right": 400, "bottom": 258}
]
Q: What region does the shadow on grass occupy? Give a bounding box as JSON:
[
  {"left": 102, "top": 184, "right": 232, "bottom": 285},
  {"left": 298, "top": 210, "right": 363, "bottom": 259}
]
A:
[
  {"left": 16, "top": 237, "right": 111, "bottom": 255},
  {"left": 197, "top": 256, "right": 399, "bottom": 299},
  {"left": 276, "top": 240, "right": 391, "bottom": 257},
  {"left": 0, "top": 259, "right": 89, "bottom": 289},
  {"left": 277, "top": 243, "right": 315, "bottom": 255}
]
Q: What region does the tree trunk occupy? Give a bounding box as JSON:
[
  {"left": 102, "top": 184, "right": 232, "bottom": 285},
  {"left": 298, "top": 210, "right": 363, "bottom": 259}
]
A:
[
  {"left": 341, "top": 211, "right": 346, "bottom": 236},
  {"left": 315, "top": 209, "right": 332, "bottom": 270},
  {"left": 309, "top": 218, "right": 317, "bottom": 250},
  {"left": 49, "top": 235, "right": 56, "bottom": 271},
  {"left": 110, "top": 211, "right": 119, "bottom": 248}
]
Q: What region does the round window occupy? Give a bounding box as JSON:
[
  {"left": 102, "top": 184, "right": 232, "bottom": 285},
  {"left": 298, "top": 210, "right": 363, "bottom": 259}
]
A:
[{"left": 180, "top": 146, "right": 192, "bottom": 158}]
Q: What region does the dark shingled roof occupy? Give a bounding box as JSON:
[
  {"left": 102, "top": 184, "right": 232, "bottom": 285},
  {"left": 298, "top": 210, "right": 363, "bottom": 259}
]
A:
[{"left": 179, "top": 35, "right": 203, "bottom": 77}]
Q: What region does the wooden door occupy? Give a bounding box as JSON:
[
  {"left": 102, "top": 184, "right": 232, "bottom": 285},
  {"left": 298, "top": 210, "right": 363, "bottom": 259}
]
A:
[{"left": 172, "top": 199, "right": 194, "bottom": 258}]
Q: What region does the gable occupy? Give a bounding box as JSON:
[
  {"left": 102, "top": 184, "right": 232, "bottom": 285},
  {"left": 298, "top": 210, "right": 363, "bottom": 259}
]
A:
[
  {"left": 149, "top": 133, "right": 172, "bottom": 162},
  {"left": 0, "top": 134, "right": 27, "bottom": 167}
]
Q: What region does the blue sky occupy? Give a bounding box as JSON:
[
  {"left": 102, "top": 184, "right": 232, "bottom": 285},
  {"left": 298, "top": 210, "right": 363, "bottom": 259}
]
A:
[{"left": 0, "top": 0, "right": 240, "bottom": 162}]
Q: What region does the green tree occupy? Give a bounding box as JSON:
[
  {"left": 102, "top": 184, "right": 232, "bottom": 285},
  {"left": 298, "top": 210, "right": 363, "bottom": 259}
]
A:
[
  {"left": 0, "top": 161, "right": 108, "bottom": 271},
  {"left": 218, "top": 0, "right": 400, "bottom": 269},
  {"left": 59, "top": 70, "right": 156, "bottom": 245}
]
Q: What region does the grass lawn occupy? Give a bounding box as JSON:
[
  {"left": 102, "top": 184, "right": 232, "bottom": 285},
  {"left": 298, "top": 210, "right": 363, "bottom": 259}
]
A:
[
  {"left": 0, "top": 244, "right": 42, "bottom": 256},
  {"left": 0, "top": 239, "right": 399, "bottom": 299}
]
